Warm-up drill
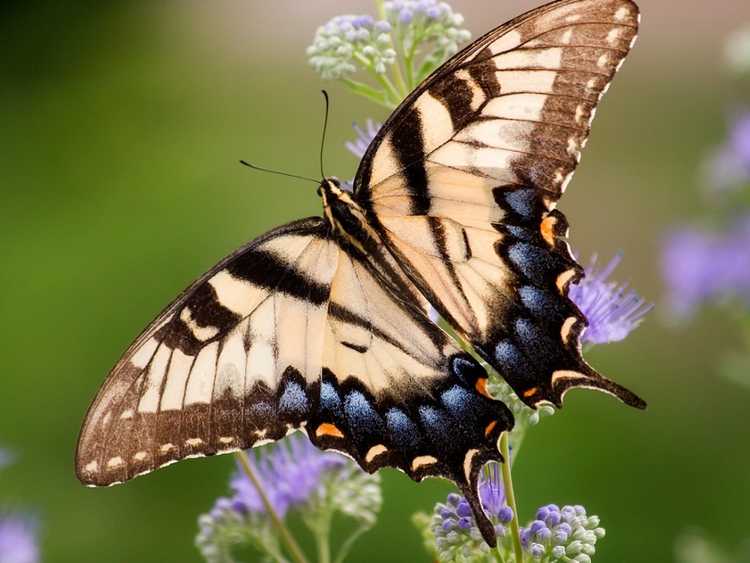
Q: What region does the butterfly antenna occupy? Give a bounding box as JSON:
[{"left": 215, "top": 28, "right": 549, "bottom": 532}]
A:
[
  {"left": 319, "top": 89, "right": 330, "bottom": 180},
  {"left": 239, "top": 160, "right": 319, "bottom": 184}
]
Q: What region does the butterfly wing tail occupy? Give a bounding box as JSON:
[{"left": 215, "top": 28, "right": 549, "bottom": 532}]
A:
[
  {"left": 550, "top": 364, "right": 647, "bottom": 410},
  {"left": 458, "top": 471, "right": 499, "bottom": 548}
]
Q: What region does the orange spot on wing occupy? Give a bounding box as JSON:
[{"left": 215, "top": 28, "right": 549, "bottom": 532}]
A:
[
  {"left": 540, "top": 215, "right": 557, "bottom": 246},
  {"left": 475, "top": 377, "right": 491, "bottom": 398},
  {"left": 315, "top": 423, "right": 344, "bottom": 439},
  {"left": 522, "top": 387, "right": 539, "bottom": 399},
  {"left": 484, "top": 420, "right": 498, "bottom": 437}
]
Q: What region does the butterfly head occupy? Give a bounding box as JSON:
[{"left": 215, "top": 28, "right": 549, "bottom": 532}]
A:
[
  {"left": 318, "top": 176, "right": 346, "bottom": 197},
  {"left": 319, "top": 177, "right": 376, "bottom": 247}
]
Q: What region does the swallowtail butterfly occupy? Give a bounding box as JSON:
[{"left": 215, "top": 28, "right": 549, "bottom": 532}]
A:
[{"left": 77, "top": 0, "right": 645, "bottom": 545}]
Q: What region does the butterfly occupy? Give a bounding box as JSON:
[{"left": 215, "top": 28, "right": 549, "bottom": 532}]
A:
[{"left": 76, "top": 0, "right": 645, "bottom": 546}]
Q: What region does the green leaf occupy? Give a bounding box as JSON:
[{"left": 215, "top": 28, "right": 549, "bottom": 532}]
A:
[{"left": 341, "top": 79, "right": 393, "bottom": 108}]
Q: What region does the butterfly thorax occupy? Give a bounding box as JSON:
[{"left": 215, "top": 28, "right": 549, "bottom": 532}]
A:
[{"left": 320, "top": 178, "right": 380, "bottom": 252}]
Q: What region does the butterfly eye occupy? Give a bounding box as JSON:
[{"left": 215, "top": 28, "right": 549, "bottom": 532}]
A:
[{"left": 316, "top": 186, "right": 323, "bottom": 197}]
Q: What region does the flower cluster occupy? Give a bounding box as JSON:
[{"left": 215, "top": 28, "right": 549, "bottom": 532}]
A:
[
  {"left": 662, "top": 216, "right": 750, "bottom": 317},
  {"left": 0, "top": 450, "right": 39, "bottom": 563},
  {"left": 569, "top": 254, "right": 653, "bottom": 345},
  {"left": 520, "top": 504, "right": 605, "bottom": 562},
  {"left": 307, "top": 1, "right": 471, "bottom": 107},
  {"left": 226, "top": 433, "right": 346, "bottom": 517},
  {"left": 664, "top": 22, "right": 750, "bottom": 325},
  {"left": 384, "top": 0, "right": 471, "bottom": 79},
  {"left": 307, "top": 15, "right": 395, "bottom": 80},
  {"left": 429, "top": 464, "right": 513, "bottom": 559},
  {"left": 196, "top": 434, "right": 382, "bottom": 563},
  {"left": 420, "top": 463, "right": 513, "bottom": 562},
  {"left": 661, "top": 20, "right": 750, "bottom": 395},
  {"left": 417, "top": 463, "right": 605, "bottom": 563}
]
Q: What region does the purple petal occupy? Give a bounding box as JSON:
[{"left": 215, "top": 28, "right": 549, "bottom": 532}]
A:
[
  {"left": 662, "top": 215, "right": 750, "bottom": 316},
  {"left": 569, "top": 254, "right": 653, "bottom": 344},
  {"left": 345, "top": 119, "right": 381, "bottom": 160},
  {"left": 0, "top": 515, "right": 39, "bottom": 563}
]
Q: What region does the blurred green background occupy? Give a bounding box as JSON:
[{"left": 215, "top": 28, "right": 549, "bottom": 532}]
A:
[{"left": 2, "top": 1, "right": 749, "bottom": 561}]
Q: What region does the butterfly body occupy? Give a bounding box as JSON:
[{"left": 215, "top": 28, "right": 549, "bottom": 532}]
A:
[{"left": 77, "top": 0, "right": 645, "bottom": 547}]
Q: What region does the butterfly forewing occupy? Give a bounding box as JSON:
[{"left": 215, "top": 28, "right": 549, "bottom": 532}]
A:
[
  {"left": 76, "top": 218, "right": 336, "bottom": 484},
  {"left": 353, "top": 0, "right": 645, "bottom": 409}
]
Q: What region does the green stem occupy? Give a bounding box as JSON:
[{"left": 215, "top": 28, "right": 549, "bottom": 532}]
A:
[
  {"left": 352, "top": 52, "right": 401, "bottom": 107},
  {"left": 317, "top": 525, "right": 331, "bottom": 563},
  {"left": 388, "top": 46, "right": 409, "bottom": 98},
  {"left": 403, "top": 35, "right": 421, "bottom": 90},
  {"left": 491, "top": 544, "right": 505, "bottom": 563},
  {"left": 374, "top": 73, "right": 402, "bottom": 108},
  {"left": 333, "top": 523, "right": 371, "bottom": 563},
  {"left": 257, "top": 535, "right": 291, "bottom": 563},
  {"left": 235, "top": 452, "right": 310, "bottom": 563},
  {"left": 373, "top": 0, "right": 409, "bottom": 98},
  {"left": 313, "top": 509, "right": 332, "bottom": 563},
  {"left": 499, "top": 433, "right": 524, "bottom": 563}
]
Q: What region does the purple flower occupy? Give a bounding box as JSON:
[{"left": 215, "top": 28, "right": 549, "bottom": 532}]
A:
[
  {"left": 307, "top": 15, "right": 396, "bottom": 80},
  {"left": 478, "top": 463, "right": 513, "bottom": 523},
  {"left": 431, "top": 462, "right": 514, "bottom": 554},
  {"left": 228, "top": 434, "right": 346, "bottom": 518},
  {"left": 197, "top": 437, "right": 381, "bottom": 561},
  {"left": 430, "top": 478, "right": 606, "bottom": 560},
  {"left": 569, "top": 254, "right": 653, "bottom": 344},
  {"left": 0, "top": 515, "right": 39, "bottom": 563},
  {"left": 385, "top": 0, "right": 458, "bottom": 27},
  {"left": 706, "top": 110, "right": 750, "bottom": 192},
  {"left": 662, "top": 215, "right": 750, "bottom": 316},
  {"left": 519, "top": 504, "right": 605, "bottom": 561},
  {"left": 345, "top": 119, "right": 381, "bottom": 160}
]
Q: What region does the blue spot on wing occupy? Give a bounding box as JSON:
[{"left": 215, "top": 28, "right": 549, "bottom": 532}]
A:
[
  {"left": 503, "top": 188, "right": 538, "bottom": 218},
  {"left": 508, "top": 242, "right": 559, "bottom": 284},
  {"left": 344, "top": 390, "right": 384, "bottom": 434},
  {"left": 494, "top": 340, "right": 528, "bottom": 377},
  {"left": 385, "top": 408, "right": 420, "bottom": 448},
  {"left": 278, "top": 381, "right": 308, "bottom": 416},
  {"left": 518, "top": 285, "right": 565, "bottom": 320},
  {"left": 514, "top": 317, "right": 557, "bottom": 360},
  {"left": 440, "top": 385, "right": 483, "bottom": 429},
  {"left": 506, "top": 225, "right": 534, "bottom": 242},
  {"left": 418, "top": 405, "right": 451, "bottom": 442},
  {"left": 320, "top": 381, "right": 342, "bottom": 417}
]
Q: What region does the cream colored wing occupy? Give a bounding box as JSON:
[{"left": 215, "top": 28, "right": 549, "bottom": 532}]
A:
[
  {"left": 352, "top": 0, "right": 645, "bottom": 409},
  {"left": 76, "top": 218, "right": 339, "bottom": 486}
]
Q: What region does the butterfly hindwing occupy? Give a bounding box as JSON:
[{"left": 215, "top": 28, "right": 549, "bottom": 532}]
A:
[
  {"left": 311, "top": 245, "right": 512, "bottom": 543},
  {"left": 353, "top": 0, "right": 645, "bottom": 409}
]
